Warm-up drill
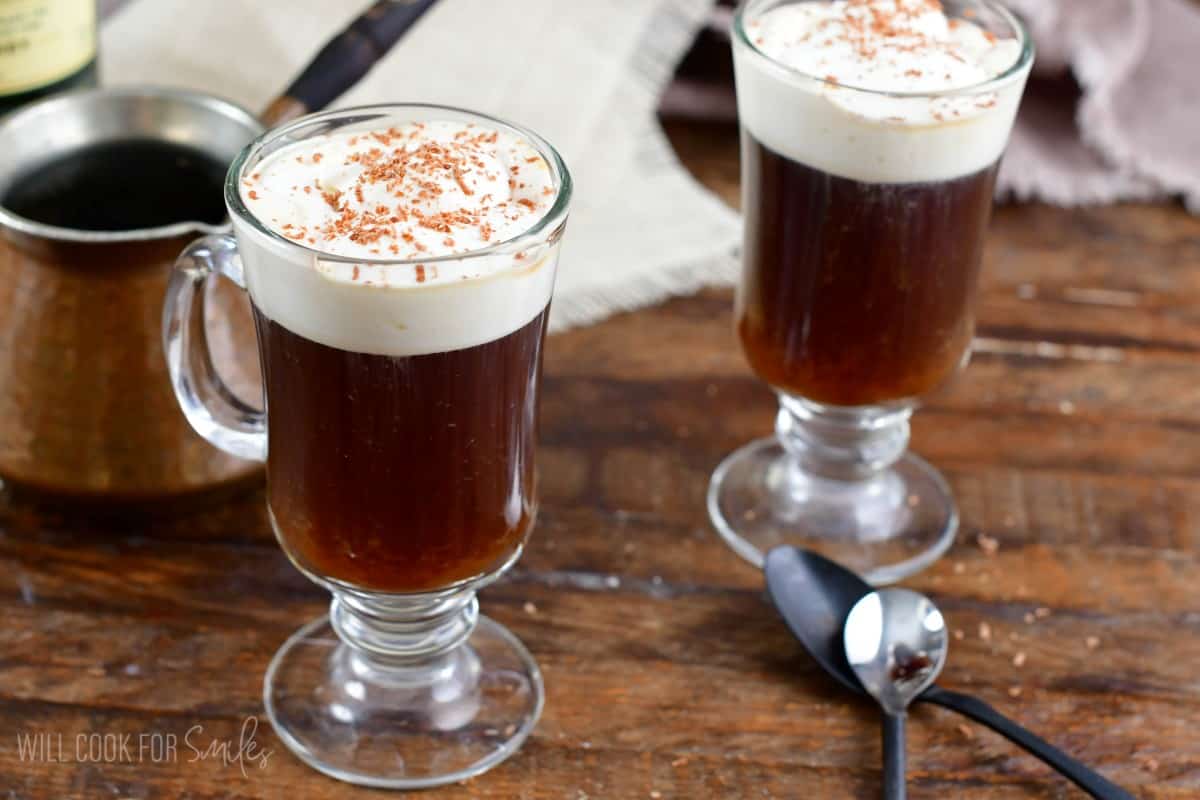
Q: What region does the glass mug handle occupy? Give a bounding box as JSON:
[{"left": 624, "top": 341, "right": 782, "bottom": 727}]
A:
[{"left": 162, "top": 233, "right": 267, "bottom": 463}]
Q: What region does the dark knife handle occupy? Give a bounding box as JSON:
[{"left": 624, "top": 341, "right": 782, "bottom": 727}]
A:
[
  {"left": 921, "top": 687, "right": 1136, "bottom": 800},
  {"left": 262, "top": 0, "right": 439, "bottom": 125}
]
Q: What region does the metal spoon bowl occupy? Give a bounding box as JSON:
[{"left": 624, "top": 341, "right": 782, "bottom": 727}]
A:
[
  {"left": 845, "top": 588, "right": 949, "bottom": 800},
  {"left": 845, "top": 589, "right": 948, "bottom": 714}
]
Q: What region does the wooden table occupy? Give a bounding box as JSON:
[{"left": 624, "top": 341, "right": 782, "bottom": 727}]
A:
[{"left": 1, "top": 121, "right": 1197, "bottom": 799}]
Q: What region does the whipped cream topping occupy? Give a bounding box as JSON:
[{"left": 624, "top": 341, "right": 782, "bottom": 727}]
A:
[
  {"left": 233, "top": 118, "right": 565, "bottom": 357},
  {"left": 749, "top": 0, "right": 1021, "bottom": 113},
  {"left": 242, "top": 120, "right": 554, "bottom": 266},
  {"left": 735, "top": 0, "right": 1031, "bottom": 182}
]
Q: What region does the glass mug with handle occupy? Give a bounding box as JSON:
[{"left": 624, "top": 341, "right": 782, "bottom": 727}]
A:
[
  {"left": 163, "top": 104, "right": 571, "bottom": 788},
  {"left": 709, "top": 0, "right": 1034, "bottom": 583}
]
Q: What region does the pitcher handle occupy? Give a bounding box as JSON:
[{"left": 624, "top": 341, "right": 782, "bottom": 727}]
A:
[{"left": 162, "top": 233, "right": 267, "bottom": 463}]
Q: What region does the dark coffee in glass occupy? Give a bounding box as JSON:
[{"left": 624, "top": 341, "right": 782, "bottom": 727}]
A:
[
  {"left": 256, "top": 306, "right": 548, "bottom": 592},
  {"left": 739, "top": 137, "right": 1000, "bottom": 406}
]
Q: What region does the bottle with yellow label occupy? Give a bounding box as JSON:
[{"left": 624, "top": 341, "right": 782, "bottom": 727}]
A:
[{"left": 0, "top": 0, "right": 98, "bottom": 114}]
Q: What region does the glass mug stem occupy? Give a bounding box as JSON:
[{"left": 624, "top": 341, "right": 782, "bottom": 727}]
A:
[
  {"left": 776, "top": 394, "right": 912, "bottom": 482},
  {"left": 308, "top": 587, "right": 495, "bottom": 740},
  {"left": 330, "top": 587, "right": 480, "bottom": 666}
]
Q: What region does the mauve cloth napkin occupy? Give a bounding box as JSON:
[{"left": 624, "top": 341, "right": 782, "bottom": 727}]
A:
[
  {"left": 1002, "top": 0, "right": 1200, "bottom": 211},
  {"left": 101, "top": 0, "right": 742, "bottom": 331},
  {"left": 662, "top": 0, "right": 1200, "bottom": 213}
]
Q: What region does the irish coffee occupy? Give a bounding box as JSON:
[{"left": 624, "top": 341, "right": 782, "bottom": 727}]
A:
[
  {"left": 163, "top": 104, "right": 572, "bottom": 787},
  {"left": 733, "top": 0, "right": 1025, "bottom": 405},
  {"left": 236, "top": 118, "right": 560, "bottom": 594},
  {"left": 709, "top": 0, "right": 1032, "bottom": 581}
]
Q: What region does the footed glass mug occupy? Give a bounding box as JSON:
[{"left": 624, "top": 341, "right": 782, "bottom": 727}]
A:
[
  {"left": 709, "top": 0, "right": 1034, "bottom": 583},
  {"left": 163, "top": 104, "right": 571, "bottom": 788}
]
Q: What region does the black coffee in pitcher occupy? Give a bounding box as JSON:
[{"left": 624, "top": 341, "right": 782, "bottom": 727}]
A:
[{"left": 2, "top": 139, "right": 228, "bottom": 231}]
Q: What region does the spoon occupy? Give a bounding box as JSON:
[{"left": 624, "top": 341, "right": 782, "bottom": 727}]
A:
[
  {"left": 845, "top": 589, "right": 947, "bottom": 800},
  {"left": 764, "top": 546, "right": 1135, "bottom": 800}
]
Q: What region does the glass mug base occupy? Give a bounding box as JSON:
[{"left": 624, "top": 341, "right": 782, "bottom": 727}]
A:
[
  {"left": 707, "top": 435, "right": 958, "bottom": 585},
  {"left": 264, "top": 612, "right": 544, "bottom": 790}
]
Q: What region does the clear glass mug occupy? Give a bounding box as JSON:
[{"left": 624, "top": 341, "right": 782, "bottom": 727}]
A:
[
  {"left": 163, "top": 104, "right": 571, "bottom": 788},
  {"left": 709, "top": 1, "right": 1034, "bottom": 583}
]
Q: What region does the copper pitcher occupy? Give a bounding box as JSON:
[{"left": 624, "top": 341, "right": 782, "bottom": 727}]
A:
[
  {"left": 0, "top": 0, "right": 439, "bottom": 503},
  {"left": 0, "top": 88, "right": 265, "bottom": 501}
]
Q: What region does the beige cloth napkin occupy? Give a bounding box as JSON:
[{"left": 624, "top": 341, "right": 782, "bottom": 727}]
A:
[{"left": 101, "top": 0, "right": 741, "bottom": 330}]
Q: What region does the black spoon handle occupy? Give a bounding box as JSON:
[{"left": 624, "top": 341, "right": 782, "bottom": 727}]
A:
[
  {"left": 883, "top": 712, "right": 906, "bottom": 800},
  {"left": 922, "top": 687, "right": 1135, "bottom": 800}
]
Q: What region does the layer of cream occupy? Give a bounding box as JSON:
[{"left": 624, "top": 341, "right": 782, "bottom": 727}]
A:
[
  {"left": 734, "top": 0, "right": 1031, "bottom": 183},
  {"left": 234, "top": 120, "right": 562, "bottom": 357}
]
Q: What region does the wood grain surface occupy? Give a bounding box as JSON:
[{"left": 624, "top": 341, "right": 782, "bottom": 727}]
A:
[{"left": 0, "top": 120, "right": 1197, "bottom": 799}]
